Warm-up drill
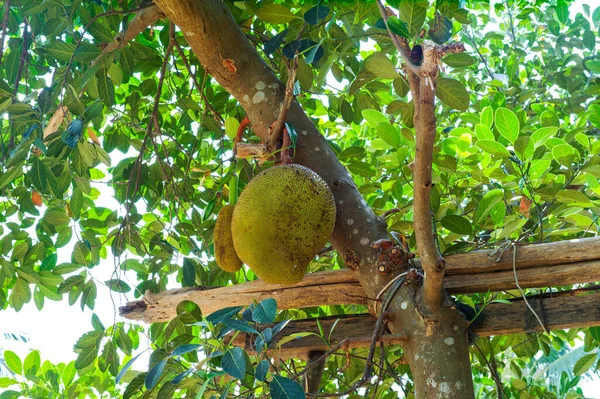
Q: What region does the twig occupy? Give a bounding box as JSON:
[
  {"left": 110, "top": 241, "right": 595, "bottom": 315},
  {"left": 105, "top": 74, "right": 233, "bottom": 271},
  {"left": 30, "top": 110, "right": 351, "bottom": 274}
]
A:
[
  {"left": 317, "top": 246, "right": 334, "bottom": 256},
  {"left": 7, "top": 19, "right": 29, "bottom": 153},
  {"left": 473, "top": 341, "right": 507, "bottom": 398},
  {"left": 374, "top": 0, "right": 419, "bottom": 74},
  {"left": 117, "top": 22, "right": 174, "bottom": 248},
  {"left": 504, "top": 0, "right": 517, "bottom": 47},
  {"left": 305, "top": 275, "right": 408, "bottom": 398},
  {"left": 511, "top": 243, "right": 548, "bottom": 333},
  {"left": 62, "top": 3, "right": 158, "bottom": 95},
  {"left": 462, "top": 28, "right": 494, "bottom": 79},
  {"left": 0, "top": 0, "right": 10, "bottom": 64},
  {"left": 172, "top": 38, "right": 224, "bottom": 126},
  {"left": 268, "top": 54, "right": 298, "bottom": 146},
  {"left": 12, "top": 21, "right": 28, "bottom": 95}
]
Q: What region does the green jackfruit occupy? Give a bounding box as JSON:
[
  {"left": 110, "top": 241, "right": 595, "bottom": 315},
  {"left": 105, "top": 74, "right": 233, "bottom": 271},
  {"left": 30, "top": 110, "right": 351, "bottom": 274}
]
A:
[
  {"left": 231, "top": 165, "right": 336, "bottom": 284},
  {"left": 214, "top": 204, "right": 243, "bottom": 273}
]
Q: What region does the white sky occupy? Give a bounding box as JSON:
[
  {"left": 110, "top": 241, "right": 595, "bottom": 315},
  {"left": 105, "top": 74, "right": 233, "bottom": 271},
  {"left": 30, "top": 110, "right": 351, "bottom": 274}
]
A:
[{"left": 1, "top": 0, "right": 600, "bottom": 396}]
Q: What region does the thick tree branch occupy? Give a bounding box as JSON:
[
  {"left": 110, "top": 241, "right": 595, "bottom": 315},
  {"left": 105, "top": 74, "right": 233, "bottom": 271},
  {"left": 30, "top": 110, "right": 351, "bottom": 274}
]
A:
[
  {"left": 154, "top": 1, "right": 474, "bottom": 397},
  {"left": 376, "top": 1, "right": 466, "bottom": 312},
  {"left": 153, "top": 0, "right": 391, "bottom": 299}
]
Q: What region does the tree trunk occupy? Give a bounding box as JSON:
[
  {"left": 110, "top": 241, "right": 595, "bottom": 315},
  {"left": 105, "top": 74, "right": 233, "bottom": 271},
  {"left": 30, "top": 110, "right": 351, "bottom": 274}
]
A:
[{"left": 153, "top": 1, "right": 475, "bottom": 396}]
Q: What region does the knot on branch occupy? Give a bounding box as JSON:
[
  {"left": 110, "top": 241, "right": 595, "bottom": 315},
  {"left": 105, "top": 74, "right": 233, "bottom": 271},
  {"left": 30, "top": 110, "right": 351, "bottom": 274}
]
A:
[{"left": 371, "top": 238, "right": 413, "bottom": 276}]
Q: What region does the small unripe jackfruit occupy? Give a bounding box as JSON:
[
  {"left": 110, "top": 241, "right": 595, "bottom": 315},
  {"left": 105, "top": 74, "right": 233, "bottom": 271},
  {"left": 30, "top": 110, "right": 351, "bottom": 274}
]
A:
[
  {"left": 231, "top": 165, "right": 336, "bottom": 284},
  {"left": 214, "top": 204, "right": 243, "bottom": 273}
]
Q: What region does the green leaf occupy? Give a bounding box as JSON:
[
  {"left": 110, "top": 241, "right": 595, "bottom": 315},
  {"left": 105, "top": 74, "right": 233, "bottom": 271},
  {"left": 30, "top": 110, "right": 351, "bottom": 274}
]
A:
[
  {"left": 494, "top": 107, "right": 519, "bottom": 144},
  {"left": 304, "top": 4, "right": 329, "bottom": 25},
  {"left": 116, "top": 352, "right": 143, "bottom": 384},
  {"left": 443, "top": 53, "right": 475, "bottom": 67},
  {"left": 552, "top": 144, "right": 576, "bottom": 166},
  {"left": 46, "top": 41, "right": 76, "bottom": 63},
  {"left": 399, "top": 0, "right": 428, "bottom": 36},
  {"left": 436, "top": 78, "right": 469, "bottom": 111},
  {"left": 256, "top": 4, "right": 297, "bottom": 24},
  {"left": 271, "top": 375, "right": 306, "bottom": 399},
  {"left": 3, "top": 351, "right": 22, "bottom": 375},
  {"left": 440, "top": 215, "right": 472, "bottom": 235},
  {"left": 347, "top": 161, "right": 376, "bottom": 178},
  {"left": 556, "top": 0, "right": 569, "bottom": 24},
  {"left": 74, "top": 42, "right": 101, "bottom": 63},
  {"left": 362, "top": 109, "right": 389, "bottom": 127},
  {"left": 224, "top": 117, "right": 240, "bottom": 141},
  {"left": 498, "top": 218, "right": 527, "bottom": 240},
  {"left": 386, "top": 16, "right": 410, "bottom": 38},
  {"left": 573, "top": 353, "right": 597, "bottom": 376},
  {"left": 338, "top": 146, "right": 365, "bottom": 161},
  {"left": 176, "top": 300, "right": 203, "bottom": 324},
  {"left": 29, "top": 157, "right": 51, "bottom": 192},
  {"left": 340, "top": 100, "right": 354, "bottom": 124},
  {"left": 221, "top": 318, "right": 259, "bottom": 334},
  {"left": 72, "top": 241, "right": 90, "bottom": 265},
  {"left": 514, "top": 136, "right": 534, "bottom": 161},
  {"left": 221, "top": 348, "right": 247, "bottom": 380},
  {"left": 206, "top": 306, "right": 243, "bottom": 325},
  {"left": 364, "top": 52, "right": 400, "bottom": 79},
  {"left": 377, "top": 123, "right": 402, "bottom": 148},
  {"left": 124, "top": 373, "right": 147, "bottom": 399},
  {"left": 589, "top": 104, "right": 600, "bottom": 128},
  {"left": 393, "top": 76, "right": 410, "bottom": 97},
  {"left": 575, "top": 133, "right": 590, "bottom": 149},
  {"left": 475, "top": 123, "right": 494, "bottom": 140},
  {"left": 75, "top": 347, "right": 99, "bottom": 369},
  {"left": 555, "top": 190, "right": 592, "bottom": 207},
  {"left": 70, "top": 188, "right": 84, "bottom": 219},
  {"left": 586, "top": 60, "right": 600, "bottom": 74},
  {"left": 145, "top": 359, "right": 167, "bottom": 389},
  {"left": 255, "top": 360, "right": 270, "bottom": 382},
  {"left": 44, "top": 209, "right": 70, "bottom": 226},
  {"left": 105, "top": 278, "right": 131, "bottom": 293},
  {"left": 182, "top": 257, "right": 196, "bottom": 287},
  {"left": 97, "top": 71, "right": 115, "bottom": 106},
  {"left": 530, "top": 127, "right": 558, "bottom": 147},
  {"left": 583, "top": 30, "right": 596, "bottom": 51},
  {"left": 10, "top": 278, "right": 31, "bottom": 311},
  {"left": 475, "top": 140, "right": 511, "bottom": 157},
  {"left": 253, "top": 298, "right": 277, "bottom": 323},
  {"left": 428, "top": 12, "right": 453, "bottom": 44},
  {"left": 475, "top": 189, "right": 504, "bottom": 224},
  {"left": 171, "top": 344, "right": 201, "bottom": 357}
]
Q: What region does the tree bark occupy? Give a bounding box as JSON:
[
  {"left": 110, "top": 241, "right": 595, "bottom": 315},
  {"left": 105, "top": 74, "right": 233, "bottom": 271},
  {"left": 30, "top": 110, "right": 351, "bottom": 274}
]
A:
[{"left": 152, "top": 1, "right": 473, "bottom": 396}]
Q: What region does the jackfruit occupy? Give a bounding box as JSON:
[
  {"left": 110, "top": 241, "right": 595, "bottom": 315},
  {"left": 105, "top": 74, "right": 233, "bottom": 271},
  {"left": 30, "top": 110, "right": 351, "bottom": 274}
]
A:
[
  {"left": 214, "top": 204, "right": 243, "bottom": 273},
  {"left": 231, "top": 164, "right": 336, "bottom": 284}
]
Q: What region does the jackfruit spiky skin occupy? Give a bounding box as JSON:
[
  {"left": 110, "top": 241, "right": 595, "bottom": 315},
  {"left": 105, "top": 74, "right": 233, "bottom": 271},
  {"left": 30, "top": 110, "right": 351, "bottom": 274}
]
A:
[
  {"left": 214, "top": 204, "right": 243, "bottom": 273},
  {"left": 231, "top": 164, "right": 336, "bottom": 284}
]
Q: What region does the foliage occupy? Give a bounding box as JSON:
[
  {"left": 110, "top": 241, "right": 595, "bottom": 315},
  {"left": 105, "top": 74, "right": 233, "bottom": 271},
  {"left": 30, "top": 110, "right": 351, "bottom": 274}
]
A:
[{"left": 0, "top": 0, "right": 599, "bottom": 398}]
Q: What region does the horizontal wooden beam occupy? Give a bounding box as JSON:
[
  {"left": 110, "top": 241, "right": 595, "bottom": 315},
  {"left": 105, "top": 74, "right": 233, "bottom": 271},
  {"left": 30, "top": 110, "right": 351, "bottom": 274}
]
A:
[
  {"left": 119, "top": 237, "right": 600, "bottom": 323},
  {"left": 231, "top": 291, "right": 600, "bottom": 360},
  {"left": 442, "top": 237, "right": 600, "bottom": 275}
]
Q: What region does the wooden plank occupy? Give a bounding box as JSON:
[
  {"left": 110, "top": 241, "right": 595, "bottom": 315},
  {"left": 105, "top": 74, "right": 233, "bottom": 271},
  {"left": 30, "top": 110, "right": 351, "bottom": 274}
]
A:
[
  {"left": 445, "top": 260, "right": 600, "bottom": 294},
  {"left": 443, "top": 237, "right": 600, "bottom": 275},
  {"left": 120, "top": 259, "right": 600, "bottom": 322},
  {"left": 230, "top": 292, "right": 600, "bottom": 360},
  {"left": 119, "top": 238, "right": 600, "bottom": 323},
  {"left": 120, "top": 270, "right": 364, "bottom": 322}
]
